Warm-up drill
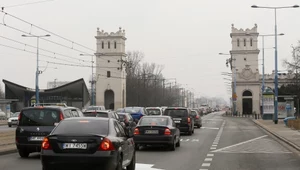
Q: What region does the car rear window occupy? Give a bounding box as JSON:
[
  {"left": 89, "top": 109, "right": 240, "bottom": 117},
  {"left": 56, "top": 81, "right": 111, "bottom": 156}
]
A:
[
  {"left": 191, "top": 111, "right": 197, "bottom": 116},
  {"left": 139, "top": 117, "right": 169, "bottom": 126},
  {"left": 95, "top": 112, "right": 109, "bottom": 118},
  {"left": 52, "top": 119, "right": 109, "bottom": 135},
  {"left": 146, "top": 109, "right": 161, "bottom": 115},
  {"left": 163, "top": 109, "right": 188, "bottom": 117},
  {"left": 118, "top": 114, "right": 126, "bottom": 121},
  {"left": 83, "top": 111, "right": 97, "bottom": 117},
  {"left": 124, "top": 107, "right": 141, "bottom": 114},
  {"left": 19, "top": 109, "right": 60, "bottom": 126}
]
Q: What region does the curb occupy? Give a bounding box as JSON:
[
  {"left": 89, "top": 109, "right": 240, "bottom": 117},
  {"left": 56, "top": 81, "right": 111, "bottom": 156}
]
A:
[
  {"left": 0, "top": 148, "right": 17, "bottom": 156},
  {"left": 252, "top": 119, "right": 300, "bottom": 152}
]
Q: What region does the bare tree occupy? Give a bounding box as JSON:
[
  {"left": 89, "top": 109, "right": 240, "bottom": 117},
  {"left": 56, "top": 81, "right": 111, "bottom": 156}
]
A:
[{"left": 0, "top": 84, "right": 4, "bottom": 99}]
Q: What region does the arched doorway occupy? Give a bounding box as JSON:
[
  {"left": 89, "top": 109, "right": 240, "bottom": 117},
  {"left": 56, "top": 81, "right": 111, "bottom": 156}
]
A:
[
  {"left": 242, "top": 90, "right": 253, "bottom": 115},
  {"left": 104, "top": 90, "right": 114, "bottom": 110}
]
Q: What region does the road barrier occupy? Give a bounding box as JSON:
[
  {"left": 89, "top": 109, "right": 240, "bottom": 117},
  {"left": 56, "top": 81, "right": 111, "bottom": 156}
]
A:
[{"left": 223, "top": 112, "right": 261, "bottom": 119}]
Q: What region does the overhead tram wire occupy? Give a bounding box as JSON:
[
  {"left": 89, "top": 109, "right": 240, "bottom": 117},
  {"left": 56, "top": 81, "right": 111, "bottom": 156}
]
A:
[
  {"left": 1, "top": 0, "right": 54, "bottom": 10},
  {"left": 0, "top": 10, "right": 95, "bottom": 52},
  {"left": 0, "top": 23, "right": 121, "bottom": 65},
  {"left": 0, "top": 35, "right": 92, "bottom": 63},
  {"left": 0, "top": 43, "right": 123, "bottom": 74},
  {"left": 0, "top": 43, "right": 86, "bottom": 65}
]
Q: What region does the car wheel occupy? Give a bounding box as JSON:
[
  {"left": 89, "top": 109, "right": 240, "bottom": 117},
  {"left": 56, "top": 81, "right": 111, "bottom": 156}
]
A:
[
  {"left": 42, "top": 165, "right": 54, "bottom": 170},
  {"left": 116, "top": 155, "right": 123, "bottom": 170},
  {"left": 8, "top": 124, "right": 11, "bottom": 127},
  {"left": 176, "top": 137, "right": 180, "bottom": 147},
  {"left": 126, "top": 152, "right": 136, "bottom": 170},
  {"left": 170, "top": 139, "right": 176, "bottom": 151},
  {"left": 18, "top": 149, "right": 29, "bottom": 158},
  {"left": 188, "top": 130, "right": 192, "bottom": 136}
]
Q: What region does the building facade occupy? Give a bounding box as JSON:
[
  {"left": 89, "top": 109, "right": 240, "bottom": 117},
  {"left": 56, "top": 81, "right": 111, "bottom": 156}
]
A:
[
  {"left": 229, "top": 24, "right": 295, "bottom": 115},
  {"left": 95, "top": 27, "right": 127, "bottom": 110}
]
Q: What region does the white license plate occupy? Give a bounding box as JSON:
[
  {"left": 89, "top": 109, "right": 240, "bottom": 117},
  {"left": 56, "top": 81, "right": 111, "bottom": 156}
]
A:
[
  {"left": 145, "top": 130, "right": 159, "bottom": 134},
  {"left": 174, "top": 120, "right": 181, "bottom": 123},
  {"left": 63, "top": 143, "right": 87, "bottom": 149},
  {"left": 29, "top": 136, "right": 44, "bottom": 141}
]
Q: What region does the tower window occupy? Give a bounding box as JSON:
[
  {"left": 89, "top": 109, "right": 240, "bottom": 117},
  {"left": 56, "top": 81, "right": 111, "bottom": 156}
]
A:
[
  {"left": 237, "top": 39, "right": 240, "bottom": 47},
  {"left": 108, "top": 41, "right": 110, "bottom": 49},
  {"left": 114, "top": 41, "right": 117, "bottom": 49},
  {"left": 101, "top": 41, "right": 104, "bottom": 49},
  {"left": 250, "top": 38, "right": 253, "bottom": 46},
  {"left": 107, "top": 71, "right": 111, "bottom": 78},
  {"left": 244, "top": 39, "right": 246, "bottom": 46}
]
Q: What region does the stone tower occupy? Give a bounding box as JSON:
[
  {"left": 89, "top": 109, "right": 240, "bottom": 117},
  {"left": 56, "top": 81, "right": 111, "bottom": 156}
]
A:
[
  {"left": 95, "top": 27, "right": 127, "bottom": 110},
  {"left": 230, "top": 24, "right": 260, "bottom": 114}
]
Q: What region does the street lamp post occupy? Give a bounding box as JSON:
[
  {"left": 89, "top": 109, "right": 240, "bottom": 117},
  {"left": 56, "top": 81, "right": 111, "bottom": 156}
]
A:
[
  {"left": 220, "top": 53, "right": 236, "bottom": 115},
  {"left": 80, "top": 54, "right": 95, "bottom": 105},
  {"left": 259, "top": 33, "right": 284, "bottom": 116},
  {"left": 252, "top": 4, "right": 299, "bottom": 124},
  {"left": 22, "top": 34, "right": 51, "bottom": 106}
]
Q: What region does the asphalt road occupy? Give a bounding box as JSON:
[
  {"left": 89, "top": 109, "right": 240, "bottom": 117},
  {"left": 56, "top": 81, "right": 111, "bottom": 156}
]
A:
[
  {"left": 0, "top": 124, "right": 15, "bottom": 132},
  {"left": 1, "top": 112, "right": 300, "bottom": 170}
]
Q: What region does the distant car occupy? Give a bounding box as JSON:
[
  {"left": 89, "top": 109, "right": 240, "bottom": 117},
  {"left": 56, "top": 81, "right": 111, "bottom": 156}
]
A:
[
  {"left": 115, "top": 108, "right": 124, "bottom": 113},
  {"left": 191, "top": 110, "right": 202, "bottom": 128},
  {"left": 85, "top": 105, "right": 106, "bottom": 111},
  {"left": 0, "top": 109, "right": 6, "bottom": 120},
  {"left": 83, "top": 110, "right": 120, "bottom": 121},
  {"left": 15, "top": 105, "right": 84, "bottom": 158},
  {"left": 7, "top": 112, "right": 20, "bottom": 127},
  {"left": 133, "top": 116, "right": 180, "bottom": 151},
  {"left": 163, "top": 107, "right": 195, "bottom": 135},
  {"left": 145, "top": 107, "right": 163, "bottom": 116},
  {"left": 117, "top": 113, "right": 137, "bottom": 133},
  {"left": 122, "top": 107, "right": 148, "bottom": 123},
  {"left": 40, "top": 117, "right": 136, "bottom": 170}
]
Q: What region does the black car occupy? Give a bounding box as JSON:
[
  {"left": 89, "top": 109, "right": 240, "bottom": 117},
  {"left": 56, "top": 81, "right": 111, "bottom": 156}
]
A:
[
  {"left": 117, "top": 113, "right": 137, "bottom": 133},
  {"left": 163, "top": 107, "right": 195, "bottom": 135},
  {"left": 191, "top": 110, "right": 202, "bottom": 128},
  {"left": 133, "top": 116, "right": 180, "bottom": 151},
  {"left": 41, "top": 117, "right": 135, "bottom": 170},
  {"left": 15, "top": 105, "right": 84, "bottom": 158},
  {"left": 84, "top": 110, "right": 120, "bottom": 121}
]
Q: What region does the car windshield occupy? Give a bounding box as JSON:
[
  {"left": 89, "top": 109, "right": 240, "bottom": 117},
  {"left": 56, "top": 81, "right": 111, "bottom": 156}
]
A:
[
  {"left": 139, "top": 117, "right": 169, "bottom": 126},
  {"left": 52, "top": 119, "right": 109, "bottom": 135},
  {"left": 146, "top": 109, "right": 161, "bottom": 115},
  {"left": 19, "top": 109, "right": 60, "bottom": 126},
  {"left": 124, "top": 107, "right": 141, "bottom": 114},
  {"left": 11, "top": 112, "right": 20, "bottom": 117},
  {"left": 164, "top": 109, "right": 188, "bottom": 117}
]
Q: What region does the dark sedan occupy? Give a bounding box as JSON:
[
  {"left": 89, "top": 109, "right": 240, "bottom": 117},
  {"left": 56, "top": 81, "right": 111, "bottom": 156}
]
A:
[
  {"left": 41, "top": 117, "right": 136, "bottom": 170},
  {"left": 133, "top": 116, "right": 180, "bottom": 151}
]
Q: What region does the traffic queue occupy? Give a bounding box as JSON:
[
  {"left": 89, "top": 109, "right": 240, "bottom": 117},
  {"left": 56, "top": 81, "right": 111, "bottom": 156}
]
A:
[{"left": 14, "top": 103, "right": 205, "bottom": 170}]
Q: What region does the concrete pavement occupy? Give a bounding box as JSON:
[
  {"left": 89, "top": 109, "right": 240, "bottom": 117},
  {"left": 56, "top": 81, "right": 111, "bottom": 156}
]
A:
[{"left": 1, "top": 112, "right": 300, "bottom": 170}]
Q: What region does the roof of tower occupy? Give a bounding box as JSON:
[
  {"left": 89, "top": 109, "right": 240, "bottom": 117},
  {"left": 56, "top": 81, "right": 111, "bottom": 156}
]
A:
[
  {"left": 230, "top": 24, "right": 258, "bottom": 35},
  {"left": 96, "top": 27, "right": 126, "bottom": 38}
]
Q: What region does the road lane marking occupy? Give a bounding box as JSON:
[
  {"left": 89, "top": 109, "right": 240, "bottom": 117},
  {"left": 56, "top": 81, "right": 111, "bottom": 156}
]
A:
[
  {"left": 212, "top": 135, "right": 268, "bottom": 153},
  {"left": 201, "top": 127, "right": 219, "bottom": 130},
  {"left": 204, "top": 158, "right": 213, "bottom": 161},
  {"left": 199, "top": 169, "right": 208, "bottom": 170},
  {"left": 201, "top": 163, "right": 211, "bottom": 167},
  {"left": 212, "top": 145, "right": 217, "bottom": 147},
  {"left": 207, "top": 154, "right": 214, "bottom": 157},
  {"left": 210, "top": 147, "right": 216, "bottom": 149}
]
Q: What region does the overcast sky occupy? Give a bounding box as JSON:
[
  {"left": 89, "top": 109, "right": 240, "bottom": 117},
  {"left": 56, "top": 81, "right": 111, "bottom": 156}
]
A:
[{"left": 1, "top": 0, "right": 300, "bottom": 101}]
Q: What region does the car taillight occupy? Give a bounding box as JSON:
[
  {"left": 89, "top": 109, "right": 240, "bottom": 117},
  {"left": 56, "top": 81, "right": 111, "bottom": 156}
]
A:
[
  {"left": 196, "top": 115, "right": 199, "bottom": 119},
  {"left": 59, "top": 112, "right": 64, "bottom": 120},
  {"left": 42, "top": 137, "right": 52, "bottom": 150},
  {"left": 188, "top": 117, "right": 191, "bottom": 123},
  {"left": 134, "top": 128, "right": 140, "bottom": 135},
  {"left": 98, "top": 138, "right": 115, "bottom": 151},
  {"left": 18, "top": 113, "right": 22, "bottom": 121},
  {"left": 164, "top": 128, "right": 171, "bottom": 135}
]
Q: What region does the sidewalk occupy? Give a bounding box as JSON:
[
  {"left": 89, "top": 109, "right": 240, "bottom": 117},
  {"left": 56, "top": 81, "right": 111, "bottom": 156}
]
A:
[{"left": 253, "top": 119, "right": 300, "bottom": 151}]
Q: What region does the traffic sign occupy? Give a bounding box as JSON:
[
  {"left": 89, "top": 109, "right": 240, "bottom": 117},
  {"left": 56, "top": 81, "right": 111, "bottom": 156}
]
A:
[{"left": 232, "top": 93, "right": 237, "bottom": 100}]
